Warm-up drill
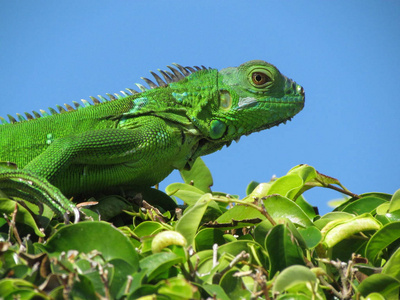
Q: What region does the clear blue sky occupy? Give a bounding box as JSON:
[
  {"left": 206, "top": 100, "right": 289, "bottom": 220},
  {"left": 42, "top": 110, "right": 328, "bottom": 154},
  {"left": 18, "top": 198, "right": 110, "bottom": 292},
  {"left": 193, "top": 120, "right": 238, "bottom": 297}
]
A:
[{"left": 1, "top": 1, "right": 399, "bottom": 214}]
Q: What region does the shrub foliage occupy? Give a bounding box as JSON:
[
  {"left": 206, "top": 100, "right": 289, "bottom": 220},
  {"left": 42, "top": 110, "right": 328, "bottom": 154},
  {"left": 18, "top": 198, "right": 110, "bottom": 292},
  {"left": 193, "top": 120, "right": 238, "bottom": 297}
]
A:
[{"left": 0, "top": 159, "right": 399, "bottom": 299}]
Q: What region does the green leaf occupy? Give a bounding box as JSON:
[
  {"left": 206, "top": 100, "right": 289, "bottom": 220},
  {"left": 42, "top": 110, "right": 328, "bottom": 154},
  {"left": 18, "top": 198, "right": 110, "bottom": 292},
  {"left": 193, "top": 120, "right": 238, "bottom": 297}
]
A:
[
  {"left": 139, "top": 252, "right": 183, "bottom": 282},
  {"left": 0, "top": 198, "right": 45, "bottom": 237},
  {"left": 141, "top": 187, "right": 178, "bottom": 210},
  {"left": 91, "top": 195, "right": 132, "bottom": 220},
  {"left": 341, "top": 196, "right": 387, "bottom": 214},
  {"left": 382, "top": 246, "right": 400, "bottom": 281},
  {"left": 266, "top": 224, "right": 305, "bottom": 276},
  {"left": 175, "top": 193, "right": 212, "bottom": 246},
  {"left": 3, "top": 289, "right": 47, "bottom": 300},
  {"left": 313, "top": 211, "right": 354, "bottom": 230},
  {"left": 157, "top": 277, "right": 195, "bottom": 299},
  {"left": 365, "top": 221, "right": 400, "bottom": 265},
  {"left": 133, "top": 221, "right": 165, "bottom": 238},
  {"left": 298, "top": 226, "right": 322, "bottom": 249},
  {"left": 384, "top": 209, "right": 400, "bottom": 222},
  {"left": 219, "top": 268, "right": 251, "bottom": 299},
  {"left": 71, "top": 274, "right": 97, "bottom": 300},
  {"left": 246, "top": 182, "right": 272, "bottom": 199},
  {"left": 272, "top": 265, "right": 317, "bottom": 293},
  {"left": 267, "top": 173, "right": 304, "bottom": 199},
  {"left": 334, "top": 192, "right": 391, "bottom": 212},
  {"left": 194, "top": 228, "right": 226, "bottom": 252},
  {"left": 192, "top": 240, "right": 268, "bottom": 276},
  {"left": 274, "top": 164, "right": 348, "bottom": 200},
  {"left": 179, "top": 157, "right": 213, "bottom": 193},
  {"left": 128, "top": 286, "right": 158, "bottom": 299},
  {"left": 254, "top": 220, "right": 273, "bottom": 247},
  {"left": 165, "top": 183, "right": 205, "bottom": 205},
  {"left": 295, "top": 195, "right": 317, "bottom": 220},
  {"left": 218, "top": 240, "right": 259, "bottom": 258},
  {"left": 0, "top": 279, "right": 37, "bottom": 299},
  {"left": 321, "top": 213, "right": 381, "bottom": 248},
  {"left": 246, "top": 181, "right": 260, "bottom": 196},
  {"left": 108, "top": 258, "right": 139, "bottom": 299},
  {"left": 216, "top": 194, "right": 313, "bottom": 228},
  {"left": 215, "top": 201, "right": 264, "bottom": 226},
  {"left": 262, "top": 194, "right": 313, "bottom": 227},
  {"left": 388, "top": 189, "right": 400, "bottom": 212},
  {"left": 202, "top": 284, "right": 230, "bottom": 300},
  {"left": 365, "top": 293, "right": 386, "bottom": 300},
  {"left": 376, "top": 203, "right": 390, "bottom": 215},
  {"left": 356, "top": 274, "right": 400, "bottom": 298},
  {"left": 43, "top": 221, "right": 139, "bottom": 270},
  {"left": 276, "top": 294, "right": 312, "bottom": 300},
  {"left": 331, "top": 237, "right": 368, "bottom": 262}
]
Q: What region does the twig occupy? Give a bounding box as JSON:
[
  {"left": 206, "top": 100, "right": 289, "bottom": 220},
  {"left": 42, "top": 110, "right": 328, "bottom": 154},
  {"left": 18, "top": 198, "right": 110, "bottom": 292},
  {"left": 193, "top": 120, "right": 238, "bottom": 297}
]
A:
[
  {"left": 124, "top": 275, "right": 133, "bottom": 295},
  {"left": 213, "top": 250, "right": 249, "bottom": 283},
  {"left": 213, "top": 195, "right": 276, "bottom": 226},
  {"left": 325, "top": 184, "right": 359, "bottom": 199},
  {"left": 212, "top": 243, "right": 219, "bottom": 268},
  {"left": 318, "top": 275, "right": 343, "bottom": 299},
  {"left": 5, "top": 204, "right": 23, "bottom": 245}
]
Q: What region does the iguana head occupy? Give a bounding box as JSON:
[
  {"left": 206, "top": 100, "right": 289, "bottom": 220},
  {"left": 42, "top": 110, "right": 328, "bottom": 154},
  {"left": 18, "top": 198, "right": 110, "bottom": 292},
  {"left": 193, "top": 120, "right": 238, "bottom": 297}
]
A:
[{"left": 175, "top": 60, "right": 305, "bottom": 142}]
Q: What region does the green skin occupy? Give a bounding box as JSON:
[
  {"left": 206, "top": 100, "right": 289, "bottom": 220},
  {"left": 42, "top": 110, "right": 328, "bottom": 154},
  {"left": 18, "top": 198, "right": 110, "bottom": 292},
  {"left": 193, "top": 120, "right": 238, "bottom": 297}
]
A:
[{"left": 0, "top": 60, "right": 305, "bottom": 217}]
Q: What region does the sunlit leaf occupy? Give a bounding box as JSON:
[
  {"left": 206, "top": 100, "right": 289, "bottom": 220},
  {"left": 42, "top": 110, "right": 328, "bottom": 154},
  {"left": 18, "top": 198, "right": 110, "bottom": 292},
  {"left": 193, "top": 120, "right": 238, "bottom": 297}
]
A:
[
  {"left": 175, "top": 194, "right": 212, "bottom": 246},
  {"left": 321, "top": 214, "right": 381, "bottom": 248},
  {"left": 262, "top": 194, "right": 313, "bottom": 227},
  {"left": 43, "top": 221, "right": 139, "bottom": 270},
  {"left": 388, "top": 189, "right": 400, "bottom": 212},
  {"left": 341, "top": 196, "right": 387, "bottom": 215},
  {"left": 272, "top": 265, "right": 317, "bottom": 293},
  {"left": 179, "top": 157, "right": 213, "bottom": 193},
  {"left": 157, "top": 277, "right": 196, "bottom": 299},
  {"left": 365, "top": 221, "right": 400, "bottom": 265},
  {"left": 246, "top": 181, "right": 260, "bottom": 196},
  {"left": 165, "top": 183, "right": 205, "bottom": 205}
]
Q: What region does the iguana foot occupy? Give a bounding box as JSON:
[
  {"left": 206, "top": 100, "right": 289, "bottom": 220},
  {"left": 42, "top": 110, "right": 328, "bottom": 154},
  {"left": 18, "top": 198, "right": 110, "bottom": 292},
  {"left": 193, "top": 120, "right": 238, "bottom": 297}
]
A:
[{"left": 0, "top": 162, "right": 78, "bottom": 222}]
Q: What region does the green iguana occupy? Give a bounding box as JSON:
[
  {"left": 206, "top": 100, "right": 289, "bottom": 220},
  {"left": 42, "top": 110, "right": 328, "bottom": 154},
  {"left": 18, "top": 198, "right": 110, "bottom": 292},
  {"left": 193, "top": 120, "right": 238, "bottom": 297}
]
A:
[{"left": 0, "top": 60, "right": 304, "bottom": 219}]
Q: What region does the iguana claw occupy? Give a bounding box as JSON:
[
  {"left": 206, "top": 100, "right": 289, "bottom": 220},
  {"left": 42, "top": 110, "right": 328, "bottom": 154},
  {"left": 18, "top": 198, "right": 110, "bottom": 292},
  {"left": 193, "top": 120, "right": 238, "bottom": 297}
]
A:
[{"left": 0, "top": 164, "right": 77, "bottom": 220}]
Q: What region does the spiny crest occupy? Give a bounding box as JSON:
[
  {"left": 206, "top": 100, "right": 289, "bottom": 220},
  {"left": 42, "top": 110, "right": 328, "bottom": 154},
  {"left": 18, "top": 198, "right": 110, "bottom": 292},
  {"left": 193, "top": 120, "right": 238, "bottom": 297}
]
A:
[{"left": 0, "top": 63, "right": 209, "bottom": 125}]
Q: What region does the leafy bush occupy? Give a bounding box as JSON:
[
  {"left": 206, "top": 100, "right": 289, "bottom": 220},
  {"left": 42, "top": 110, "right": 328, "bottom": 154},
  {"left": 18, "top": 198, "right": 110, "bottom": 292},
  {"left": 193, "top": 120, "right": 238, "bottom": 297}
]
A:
[{"left": 0, "top": 159, "right": 399, "bottom": 299}]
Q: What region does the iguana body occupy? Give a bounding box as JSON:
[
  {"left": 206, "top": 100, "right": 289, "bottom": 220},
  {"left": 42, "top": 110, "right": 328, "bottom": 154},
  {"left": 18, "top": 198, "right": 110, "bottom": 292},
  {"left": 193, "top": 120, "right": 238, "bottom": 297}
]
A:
[{"left": 0, "top": 60, "right": 305, "bottom": 216}]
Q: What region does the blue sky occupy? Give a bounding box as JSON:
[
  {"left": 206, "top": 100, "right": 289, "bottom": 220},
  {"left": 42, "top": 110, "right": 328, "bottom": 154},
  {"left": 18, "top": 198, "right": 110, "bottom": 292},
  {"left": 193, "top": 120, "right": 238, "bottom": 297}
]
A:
[{"left": 1, "top": 1, "right": 399, "bottom": 214}]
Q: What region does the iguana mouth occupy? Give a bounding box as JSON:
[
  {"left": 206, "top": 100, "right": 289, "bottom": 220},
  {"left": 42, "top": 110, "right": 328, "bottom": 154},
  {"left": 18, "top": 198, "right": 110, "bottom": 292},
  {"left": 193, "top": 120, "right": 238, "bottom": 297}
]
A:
[{"left": 252, "top": 116, "right": 293, "bottom": 133}]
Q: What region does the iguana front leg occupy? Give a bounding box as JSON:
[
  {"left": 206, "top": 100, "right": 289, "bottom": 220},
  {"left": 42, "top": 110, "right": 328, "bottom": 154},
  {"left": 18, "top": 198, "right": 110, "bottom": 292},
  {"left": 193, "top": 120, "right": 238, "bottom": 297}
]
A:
[{"left": 3, "top": 116, "right": 190, "bottom": 217}]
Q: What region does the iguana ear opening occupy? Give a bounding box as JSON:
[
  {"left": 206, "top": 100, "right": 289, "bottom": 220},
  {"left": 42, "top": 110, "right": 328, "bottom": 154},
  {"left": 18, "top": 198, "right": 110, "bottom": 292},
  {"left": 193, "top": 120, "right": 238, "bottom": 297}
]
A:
[{"left": 219, "top": 90, "right": 232, "bottom": 110}]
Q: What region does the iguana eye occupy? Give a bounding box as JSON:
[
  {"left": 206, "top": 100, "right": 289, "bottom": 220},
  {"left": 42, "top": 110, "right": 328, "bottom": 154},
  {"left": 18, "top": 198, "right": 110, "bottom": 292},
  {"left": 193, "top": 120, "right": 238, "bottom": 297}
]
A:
[
  {"left": 252, "top": 72, "right": 270, "bottom": 85},
  {"left": 251, "top": 72, "right": 271, "bottom": 87}
]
